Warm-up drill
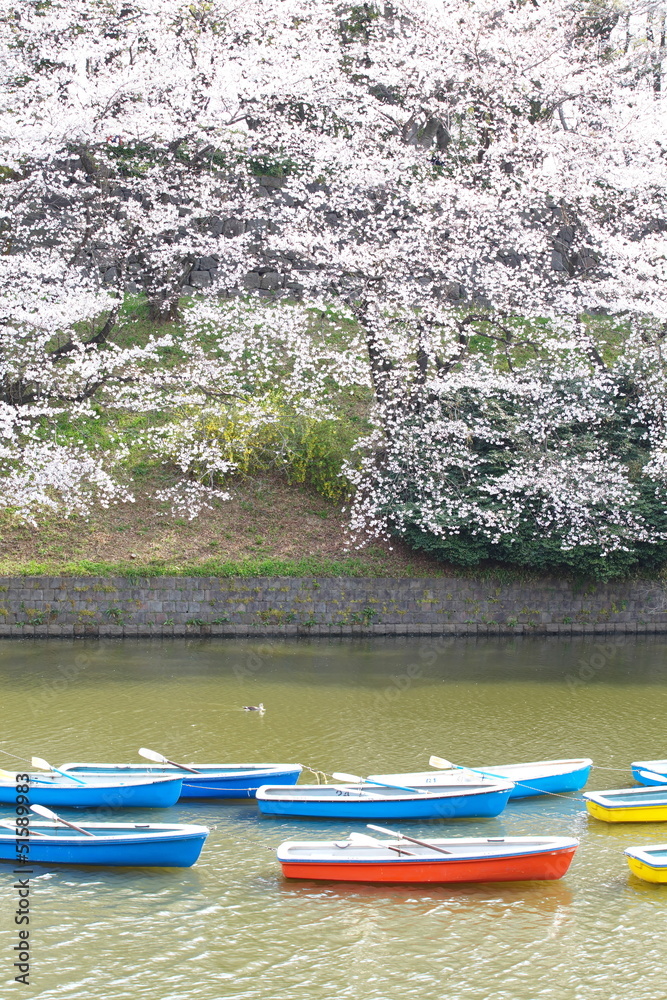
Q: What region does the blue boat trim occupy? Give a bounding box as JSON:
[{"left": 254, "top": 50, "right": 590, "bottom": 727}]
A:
[
  {"left": 59, "top": 762, "right": 303, "bottom": 799},
  {"left": 0, "top": 822, "right": 209, "bottom": 867},
  {"left": 256, "top": 781, "right": 514, "bottom": 820},
  {"left": 369, "top": 759, "right": 593, "bottom": 800},
  {"left": 0, "top": 774, "right": 184, "bottom": 809}
]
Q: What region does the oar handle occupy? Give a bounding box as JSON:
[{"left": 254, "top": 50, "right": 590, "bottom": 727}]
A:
[
  {"left": 430, "top": 756, "right": 507, "bottom": 784},
  {"left": 165, "top": 758, "right": 200, "bottom": 774},
  {"left": 0, "top": 822, "right": 48, "bottom": 838},
  {"left": 332, "top": 772, "right": 426, "bottom": 795},
  {"left": 367, "top": 824, "right": 452, "bottom": 855},
  {"left": 364, "top": 778, "right": 427, "bottom": 795},
  {"left": 347, "top": 833, "right": 416, "bottom": 856}
]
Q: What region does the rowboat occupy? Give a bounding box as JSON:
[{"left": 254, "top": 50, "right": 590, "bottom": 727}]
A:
[
  {"left": 369, "top": 758, "right": 593, "bottom": 800},
  {"left": 583, "top": 785, "right": 667, "bottom": 822},
  {"left": 0, "top": 773, "right": 183, "bottom": 809},
  {"left": 59, "top": 762, "right": 303, "bottom": 799},
  {"left": 631, "top": 759, "right": 667, "bottom": 786},
  {"left": 0, "top": 821, "right": 208, "bottom": 867},
  {"left": 277, "top": 835, "right": 579, "bottom": 883},
  {"left": 255, "top": 780, "right": 514, "bottom": 820},
  {"left": 624, "top": 844, "right": 667, "bottom": 883}
]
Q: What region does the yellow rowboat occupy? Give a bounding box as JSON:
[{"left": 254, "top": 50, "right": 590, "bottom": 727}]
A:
[
  {"left": 624, "top": 845, "right": 667, "bottom": 883},
  {"left": 584, "top": 785, "right": 667, "bottom": 823}
]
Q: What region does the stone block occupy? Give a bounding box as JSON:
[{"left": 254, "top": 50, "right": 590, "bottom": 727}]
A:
[{"left": 190, "top": 270, "right": 212, "bottom": 288}]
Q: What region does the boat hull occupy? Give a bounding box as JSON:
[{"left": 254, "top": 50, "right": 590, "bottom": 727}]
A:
[
  {"left": 60, "top": 762, "right": 303, "bottom": 799},
  {"left": 0, "top": 775, "right": 183, "bottom": 809},
  {"left": 476, "top": 759, "right": 592, "bottom": 798},
  {"left": 624, "top": 845, "right": 667, "bottom": 883},
  {"left": 278, "top": 837, "right": 578, "bottom": 883},
  {"left": 0, "top": 822, "right": 208, "bottom": 867},
  {"left": 631, "top": 760, "right": 667, "bottom": 786},
  {"left": 584, "top": 785, "right": 667, "bottom": 822},
  {"left": 370, "top": 758, "right": 593, "bottom": 800},
  {"left": 256, "top": 782, "right": 513, "bottom": 820}
]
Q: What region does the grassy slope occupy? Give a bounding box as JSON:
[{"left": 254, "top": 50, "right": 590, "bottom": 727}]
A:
[{"left": 0, "top": 470, "right": 454, "bottom": 577}]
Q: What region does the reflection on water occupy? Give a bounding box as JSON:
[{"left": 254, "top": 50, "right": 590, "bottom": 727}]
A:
[{"left": 1, "top": 636, "right": 667, "bottom": 999}]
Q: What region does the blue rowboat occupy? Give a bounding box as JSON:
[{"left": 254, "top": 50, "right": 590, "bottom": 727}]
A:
[
  {"left": 370, "top": 758, "right": 593, "bottom": 800},
  {"left": 255, "top": 780, "right": 514, "bottom": 820},
  {"left": 0, "top": 822, "right": 208, "bottom": 867},
  {"left": 59, "top": 762, "right": 303, "bottom": 799},
  {"left": 631, "top": 759, "right": 667, "bottom": 786},
  {"left": 0, "top": 773, "right": 183, "bottom": 809}
]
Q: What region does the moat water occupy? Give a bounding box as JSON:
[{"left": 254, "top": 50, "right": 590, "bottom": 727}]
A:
[{"left": 1, "top": 636, "right": 666, "bottom": 1000}]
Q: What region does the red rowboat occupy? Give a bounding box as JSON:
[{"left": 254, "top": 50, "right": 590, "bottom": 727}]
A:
[{"left": 276, "top": 834, "right": 578, "bottom": 884}]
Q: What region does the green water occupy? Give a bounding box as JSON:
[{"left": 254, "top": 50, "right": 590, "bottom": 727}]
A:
[{"left": 1, "top": 636, "right": 667, "bottom": 1000}]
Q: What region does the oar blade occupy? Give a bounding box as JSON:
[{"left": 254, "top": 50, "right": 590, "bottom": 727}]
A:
[
  {"left": 138, "top": 747, "right": 167, "bottom": 764},
  {"left": 31, "top": 756, "right": 86, "bottom": 784},
  {"left": 348, "top": 832, "right": 383, "bottom": 846},
  {"left": 429, "top": 755, "right": 455, "bottom": 769},
  {"left": 332, "top": 772, "right": 362, "bottom": 783},
  {"left": 30, "top": 803, "right": 57, "bottom": 821},
  {"left": 351, "top": 830, "right": 417, "bottom": 856},
  {"left": 31, "top": 803, "right": 95, "bottom": 836},
  {"left": 138, "top": 748, "right": 199, "bottom": 773},
  {"left": 639, "top": 769, "right": 667, "bottom": 784},
  {"left": 368, "top": 822, "right": 451, "bottom": 855}
]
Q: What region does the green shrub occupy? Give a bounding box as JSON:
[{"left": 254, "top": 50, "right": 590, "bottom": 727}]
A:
[{"left": 195, "top": 408, "right": 359, "bottom": 501}]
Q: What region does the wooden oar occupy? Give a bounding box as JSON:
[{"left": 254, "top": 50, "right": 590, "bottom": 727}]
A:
[
  {"left": 30, "top": 804, "right": 96, "bottom": 837},
  {"left": 367, "top": 823, "right": 452, "bottom": 855},
  {"left": 332, "top": 771, "right": 428, "bottom": 795},
  {"left": 31, "top": 757, "right": 86, "bottom": 785},
  {"left": 638, "top": 770, "right": 667, "bottom": 785},
  {"left": 138, "top": 748, "right": 200, "bottom": 774},
  {"left": 429, "top": 754, "right": 506, "bottom": 782},
  {"left": 0, "top": 819, "right": 48, "bottom": 838},
  {"left": 1, "top": 766, "right": 59, "bottom": 785},
  {"left": 347, "top": 831, "right": 416, "bottom": 856}
]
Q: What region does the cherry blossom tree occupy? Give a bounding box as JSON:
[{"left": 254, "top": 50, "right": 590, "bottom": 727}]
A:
[{"left": 1, "top": 0, "right": 667, "bottom": 574}]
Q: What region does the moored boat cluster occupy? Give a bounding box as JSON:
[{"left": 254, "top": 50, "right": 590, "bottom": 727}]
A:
[{"left": 2, "top": 751, "right": 667, "bottom": 883}]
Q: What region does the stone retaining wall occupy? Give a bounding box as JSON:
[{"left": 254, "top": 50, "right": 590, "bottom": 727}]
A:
[{"left": 1, "top": 575, "right": 666, "bottom": 637}]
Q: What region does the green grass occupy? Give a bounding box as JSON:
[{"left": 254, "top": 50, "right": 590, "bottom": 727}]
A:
[
  {"left": 1, "top": 552, "right": 619, "bottom": 584},
  {"left": 1, "top": 555, "right": 455, "bottom": 578}
]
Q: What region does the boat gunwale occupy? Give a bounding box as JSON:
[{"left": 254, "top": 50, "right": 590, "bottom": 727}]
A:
[
  {"left": 277, "top": 835, "right": 579, "bottom": 864},
  {"left": 0, "top": 773, "right": 185, "bottom": 789},
  {"left": 0, "top": 822, "right": 209, "bottom": 845},
  {"left": 59, "top": 762, "right": 303, "bottom": 778},
  {"left": 583, "top": 786, "right": 667, "bottom": 807},
  {"left": 257, "top": 780, "right": 514, "bottom": 802},
  {"left": 623, "top": 844, "right": 667, "bottom": 866}
]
